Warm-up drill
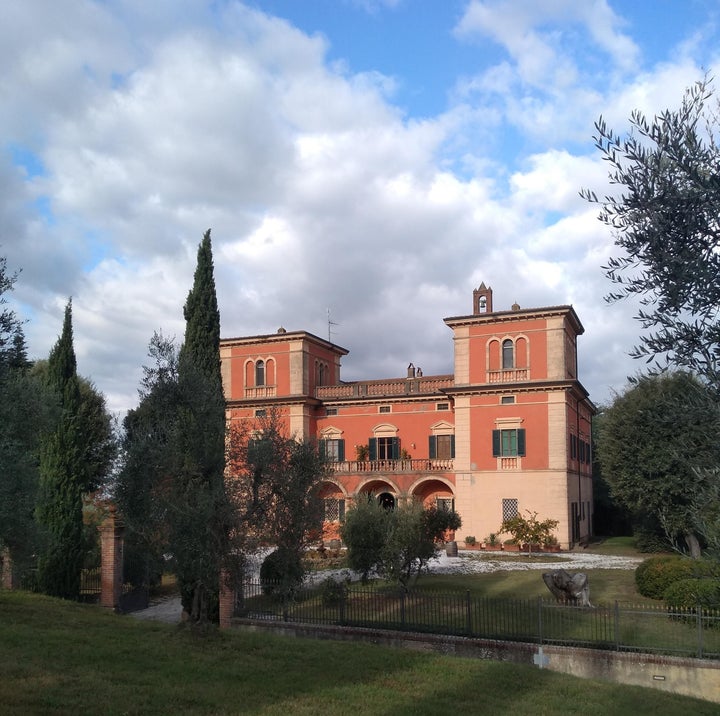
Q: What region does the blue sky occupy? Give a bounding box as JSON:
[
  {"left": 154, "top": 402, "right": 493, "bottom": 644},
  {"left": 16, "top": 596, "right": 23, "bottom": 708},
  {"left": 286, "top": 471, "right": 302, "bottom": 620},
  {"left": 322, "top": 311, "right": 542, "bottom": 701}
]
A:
[{"left": 2, "top": 0, "right": 720, "bottom": 414}]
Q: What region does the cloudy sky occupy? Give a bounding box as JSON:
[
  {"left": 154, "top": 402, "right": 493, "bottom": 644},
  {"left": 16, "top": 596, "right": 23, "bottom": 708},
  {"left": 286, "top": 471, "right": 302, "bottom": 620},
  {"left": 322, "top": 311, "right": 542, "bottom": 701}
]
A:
[{"left": 3, "top": 0, "right": 719, "bottom": 415}]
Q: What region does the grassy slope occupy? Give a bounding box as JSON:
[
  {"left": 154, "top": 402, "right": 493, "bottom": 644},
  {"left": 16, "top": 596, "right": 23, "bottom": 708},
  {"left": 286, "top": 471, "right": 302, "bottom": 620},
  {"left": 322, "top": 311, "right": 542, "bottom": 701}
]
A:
[{"left": 1, "top": 590, "right": 717, "bottom": 716}]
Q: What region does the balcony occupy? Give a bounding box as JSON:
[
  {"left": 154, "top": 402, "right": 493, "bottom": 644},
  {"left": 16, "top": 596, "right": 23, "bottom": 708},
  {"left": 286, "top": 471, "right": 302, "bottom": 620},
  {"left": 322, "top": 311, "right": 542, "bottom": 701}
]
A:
[
  {"left": 487, "top": 369, "right": 529, "bottom": 383},
  {"left": 244, "top": 386, "right": 277, "bottom": 399},
  {"left": 316, "top": 376, "right": 454, "bottom": 400},
  {"left": 328, "top": 458, "right": 454, "bottom": 474}
]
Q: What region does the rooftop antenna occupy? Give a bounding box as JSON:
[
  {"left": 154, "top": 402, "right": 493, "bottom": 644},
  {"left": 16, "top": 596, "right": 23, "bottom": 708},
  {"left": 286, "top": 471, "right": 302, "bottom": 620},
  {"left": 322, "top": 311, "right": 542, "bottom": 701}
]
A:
[{"left": 327, "top": 308, "right": 339, "bottom": 342}]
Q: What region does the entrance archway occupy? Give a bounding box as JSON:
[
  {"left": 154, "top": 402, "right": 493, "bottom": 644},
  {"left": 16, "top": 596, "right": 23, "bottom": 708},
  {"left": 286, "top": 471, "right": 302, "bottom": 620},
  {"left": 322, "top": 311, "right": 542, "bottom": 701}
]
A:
[{"left": 377, "top": 492, "right": 396, "bottom": 510}]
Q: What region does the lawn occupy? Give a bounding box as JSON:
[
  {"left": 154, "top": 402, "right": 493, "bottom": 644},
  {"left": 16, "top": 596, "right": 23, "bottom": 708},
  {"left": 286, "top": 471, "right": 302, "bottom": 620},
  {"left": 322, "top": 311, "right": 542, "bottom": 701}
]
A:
[
  {"left": 417, "top": 564, "right": 649, "bottom": 603},
  {"left": 2, "top": 590, "right": 717, "bottom": 715}
]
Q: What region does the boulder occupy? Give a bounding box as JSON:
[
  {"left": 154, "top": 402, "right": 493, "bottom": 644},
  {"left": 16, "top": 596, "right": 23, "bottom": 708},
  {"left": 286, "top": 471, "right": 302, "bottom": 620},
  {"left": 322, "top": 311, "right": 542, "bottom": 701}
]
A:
[{"left": 542, "top": 569, "right": 591, "bottom": 606}]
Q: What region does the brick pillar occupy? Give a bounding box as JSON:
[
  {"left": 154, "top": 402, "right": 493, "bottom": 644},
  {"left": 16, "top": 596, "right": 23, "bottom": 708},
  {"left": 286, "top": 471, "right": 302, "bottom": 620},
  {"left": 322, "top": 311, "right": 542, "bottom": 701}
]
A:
[
  {"left": 99, "top": 506, "right": 124, "bottom": 610},
  {"left": 218, "top": 570, "right": 236, "bottom": 629},
  {"left": 1, "top": 547, "right": 18, "bottom": 590}
]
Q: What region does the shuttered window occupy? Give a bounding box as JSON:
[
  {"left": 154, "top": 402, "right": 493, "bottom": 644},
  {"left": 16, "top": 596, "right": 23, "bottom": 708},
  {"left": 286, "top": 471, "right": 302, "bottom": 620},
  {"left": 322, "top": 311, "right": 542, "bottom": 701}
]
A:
[{"left": 492, "top": 429, "right": 526, "bottom": 457}]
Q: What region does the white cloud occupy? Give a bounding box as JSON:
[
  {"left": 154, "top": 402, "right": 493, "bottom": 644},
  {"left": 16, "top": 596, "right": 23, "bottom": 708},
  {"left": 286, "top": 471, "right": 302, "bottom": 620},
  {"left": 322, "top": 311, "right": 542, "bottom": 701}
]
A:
[{"left": 2, "top": 0, "right": 717, "bottom": 416}]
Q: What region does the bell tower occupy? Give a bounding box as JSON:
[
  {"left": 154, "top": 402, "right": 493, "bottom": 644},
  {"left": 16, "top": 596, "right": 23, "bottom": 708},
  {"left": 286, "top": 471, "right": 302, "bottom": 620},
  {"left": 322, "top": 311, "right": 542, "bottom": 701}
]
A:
[{"left": 473, "top": 282, "right": 493, "bottom": 314}]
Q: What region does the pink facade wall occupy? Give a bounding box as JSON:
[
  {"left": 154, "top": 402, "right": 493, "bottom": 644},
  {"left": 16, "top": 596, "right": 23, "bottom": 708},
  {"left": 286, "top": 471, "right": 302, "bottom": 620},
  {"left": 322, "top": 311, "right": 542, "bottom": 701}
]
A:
[{"left": 221, "top": 291, "right": 595, "bottom": 548}]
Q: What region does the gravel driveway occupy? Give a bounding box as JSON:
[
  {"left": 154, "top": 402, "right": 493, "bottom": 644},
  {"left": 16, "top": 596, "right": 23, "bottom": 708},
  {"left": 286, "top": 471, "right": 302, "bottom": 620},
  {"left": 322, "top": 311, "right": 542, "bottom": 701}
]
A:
[{"left": 130, "top": 550, "right": 642, "bottom": 624}]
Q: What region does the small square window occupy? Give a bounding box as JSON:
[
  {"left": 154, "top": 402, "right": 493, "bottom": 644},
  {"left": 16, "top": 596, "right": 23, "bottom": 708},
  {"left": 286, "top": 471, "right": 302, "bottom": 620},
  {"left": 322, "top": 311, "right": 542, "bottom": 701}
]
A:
[
  {"left": 436, "top": 402, "right": 449, "bottom": 411},
  {"left": 255, "top": 409, "right": 266, "bottom": 418},
  {"left": 379, "top": 405, "right": 391, "bottom": 414},
  {"left": 501, "top": 396, "right": 515, "bottom": 404},
  {"left": 326, "top": 407, "right": 338, "bottom": 416}
]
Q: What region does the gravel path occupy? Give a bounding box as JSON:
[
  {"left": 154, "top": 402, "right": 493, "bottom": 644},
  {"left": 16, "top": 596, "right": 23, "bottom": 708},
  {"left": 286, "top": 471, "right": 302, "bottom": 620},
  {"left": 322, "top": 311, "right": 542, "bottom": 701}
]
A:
[{"left": 130, "top": 550, "right": 642, "bottom": 624}]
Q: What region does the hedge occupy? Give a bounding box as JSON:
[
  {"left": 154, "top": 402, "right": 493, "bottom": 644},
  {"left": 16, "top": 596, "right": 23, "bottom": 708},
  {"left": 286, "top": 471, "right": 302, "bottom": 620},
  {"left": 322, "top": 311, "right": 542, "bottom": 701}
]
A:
[{"left": 635, "top": 556, "right": 720, "bottom": 600}]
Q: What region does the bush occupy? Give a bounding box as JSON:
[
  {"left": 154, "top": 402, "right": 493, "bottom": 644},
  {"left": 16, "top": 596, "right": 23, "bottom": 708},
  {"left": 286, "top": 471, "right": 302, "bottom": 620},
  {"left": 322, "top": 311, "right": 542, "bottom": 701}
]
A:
[
  {"left": 464, "top": 535, "right": 476, "bottom": 546},
  {"left": 259, "top": 547, "right": 304, "bottom": 598},
  {"left": 634, "top": 527, "right": 671, "bottom": 554},
  {"left": 635, "top": 556, "right": 720, "bottom": 599},
  {"left": 664, "top": 578, "right": 720, "bottom": 611},
  {"left": 319, "top": 576, "right": 349, "bottom": 608}
]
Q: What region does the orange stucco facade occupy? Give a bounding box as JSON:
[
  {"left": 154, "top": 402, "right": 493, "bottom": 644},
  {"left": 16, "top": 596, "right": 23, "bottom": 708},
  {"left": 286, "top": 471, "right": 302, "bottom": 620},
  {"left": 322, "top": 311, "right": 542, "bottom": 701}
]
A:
[{"left": 221, "top": 284, "right": 595, "bottom": 549}]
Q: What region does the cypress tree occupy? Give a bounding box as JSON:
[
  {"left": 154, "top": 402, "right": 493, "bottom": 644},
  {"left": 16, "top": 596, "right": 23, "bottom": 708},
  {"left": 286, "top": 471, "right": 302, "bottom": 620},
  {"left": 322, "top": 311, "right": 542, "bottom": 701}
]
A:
[
  {"left": 173, "top": 230, "right": 229, "bottom": 622},
  {"left": 36, "top": 300, "right": 86, "bottom": 599}
]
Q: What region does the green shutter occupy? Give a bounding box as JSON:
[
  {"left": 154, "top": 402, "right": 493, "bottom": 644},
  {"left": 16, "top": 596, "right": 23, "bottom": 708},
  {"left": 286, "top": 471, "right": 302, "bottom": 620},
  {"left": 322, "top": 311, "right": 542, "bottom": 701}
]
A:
[
  {"left": 429, "top": 435, "right": 437, "bottom": 459},
  {"left": 368, "top": 438, "right": 377, "bottom": 461},
  {"left": 450, "top": 434, "right": 455, "bottom": 458},
  {"left": 338, "top": 439, "right": 345, "bottom": 462},
  {"left": 391, "top": 437, "right": 399, "bottom": 459},
  {"left": 517, "top": 429, "right": 526, "bottom": 457},
  {"left": 319, "top": 440, "right": 327, "bottom": 459},
  {"left": 339, "top": 499, "right": 345, "bottom": 522},
  {"left": 492, "top": 430, "right": 501, "bottom": 457}
]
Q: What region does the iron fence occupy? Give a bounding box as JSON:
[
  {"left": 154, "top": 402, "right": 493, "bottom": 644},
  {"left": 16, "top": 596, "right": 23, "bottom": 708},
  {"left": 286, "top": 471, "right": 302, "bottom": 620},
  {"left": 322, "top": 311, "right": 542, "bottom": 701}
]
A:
[{"left": 234, "top": 581, "right": 720, "bottom": 660}]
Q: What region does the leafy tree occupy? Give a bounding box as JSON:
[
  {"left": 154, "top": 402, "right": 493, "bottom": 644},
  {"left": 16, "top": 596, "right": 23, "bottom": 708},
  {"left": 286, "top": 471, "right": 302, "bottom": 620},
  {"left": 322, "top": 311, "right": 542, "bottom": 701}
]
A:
[
  {"left": 0, "top": 259, "right": 56, "bottom": 575},
  {"left": 0, "top": 254, "right": 22, "bottom": 367},
  {"left": 114, "top": 332, "right": 180, "bottom": 587},
  {"left": 339, "top": 495, "right": 389, "bottom": 582},
  {"left": 0, "top": 369, "right": 57, "bottom": 568},
  {"left": 583, "top": 77, "right": 720, "bottom": 387},
  {"left": 597, "top": 372, "right": 720, "bottom": 558},
  {"left": 172, "top": 230, "right": 230, "bottom": 622},
  {"left": 341, "top": 498, "right": 461, "bottom": 589},
  {"left": 590, "top": 411, "right": 633, "bottom": 537},
  {"left": 228, "top": 411, "right": 328, "bottom": 597},
  {"left": 498, "top": 510, "right": 559, "bottom": 555}
]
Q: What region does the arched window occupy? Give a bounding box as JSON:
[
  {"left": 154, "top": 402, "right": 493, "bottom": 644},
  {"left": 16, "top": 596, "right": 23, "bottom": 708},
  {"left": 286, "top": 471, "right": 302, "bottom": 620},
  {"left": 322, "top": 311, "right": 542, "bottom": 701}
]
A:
[
  {"left": 255, "top": 359, "right": 265, "bottom": 386},
  {"left": 502, "top": 339, "right": 514, "bottom": 369}
]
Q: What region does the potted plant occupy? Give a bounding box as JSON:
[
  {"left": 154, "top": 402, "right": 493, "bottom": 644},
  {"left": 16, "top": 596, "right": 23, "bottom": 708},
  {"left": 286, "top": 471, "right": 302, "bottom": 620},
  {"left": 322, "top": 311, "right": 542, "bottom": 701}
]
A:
[
  {"left": 486, "top": 533, "right": 499, "bottom": 550},
  {"left": 464, "top": 535, "right": 477, "bottom": 549}
]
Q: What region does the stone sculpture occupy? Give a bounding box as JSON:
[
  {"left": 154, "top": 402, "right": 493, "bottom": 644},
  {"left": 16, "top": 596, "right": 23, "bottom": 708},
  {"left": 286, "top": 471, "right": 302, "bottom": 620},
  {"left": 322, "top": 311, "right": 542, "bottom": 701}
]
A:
[{"left": 542, "top": 569, "right": 591, "bottom": 606}]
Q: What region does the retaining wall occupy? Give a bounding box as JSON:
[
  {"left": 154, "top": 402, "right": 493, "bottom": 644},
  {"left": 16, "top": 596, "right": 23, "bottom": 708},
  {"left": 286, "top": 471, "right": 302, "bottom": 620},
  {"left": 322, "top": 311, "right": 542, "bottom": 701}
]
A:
[{"left": 229, "top": 618, "right": 720, "bottom": 704}]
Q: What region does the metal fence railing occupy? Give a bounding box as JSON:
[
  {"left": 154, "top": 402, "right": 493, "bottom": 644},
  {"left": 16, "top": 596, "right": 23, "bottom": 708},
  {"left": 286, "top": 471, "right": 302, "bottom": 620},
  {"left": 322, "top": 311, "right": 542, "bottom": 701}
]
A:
[{"left": 234, "top": 582, "right": 720, "bottom": 660}]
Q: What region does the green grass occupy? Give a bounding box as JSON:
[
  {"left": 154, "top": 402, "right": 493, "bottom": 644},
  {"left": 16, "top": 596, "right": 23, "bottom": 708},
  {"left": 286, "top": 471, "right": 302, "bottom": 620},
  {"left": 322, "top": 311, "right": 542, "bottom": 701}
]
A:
[
  {"left": 416, "top": 565, "right": 649, "bottom": 603},
  {"left": 1, "top": 590, "right": 718, "bottom": 716}
]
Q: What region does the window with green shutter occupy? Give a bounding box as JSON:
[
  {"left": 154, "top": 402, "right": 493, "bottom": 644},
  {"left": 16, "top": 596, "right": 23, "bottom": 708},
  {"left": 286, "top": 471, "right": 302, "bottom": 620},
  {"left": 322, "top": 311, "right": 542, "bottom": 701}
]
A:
[
  {"left": 320, "top": 438, "right": 345, "bottom": 462},
  {"left": 369, "top": 436, "right": 399, "bottom": 460},
  {"left": 492, "top": 429, "right": 526, "bottom": 457}
]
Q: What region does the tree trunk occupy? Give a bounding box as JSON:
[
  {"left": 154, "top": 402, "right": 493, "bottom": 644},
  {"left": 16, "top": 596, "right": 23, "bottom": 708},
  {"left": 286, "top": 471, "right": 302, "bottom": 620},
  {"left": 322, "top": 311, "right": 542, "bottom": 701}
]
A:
[{"left": 685, "top": 532, "right": 702, "bottom": 559}]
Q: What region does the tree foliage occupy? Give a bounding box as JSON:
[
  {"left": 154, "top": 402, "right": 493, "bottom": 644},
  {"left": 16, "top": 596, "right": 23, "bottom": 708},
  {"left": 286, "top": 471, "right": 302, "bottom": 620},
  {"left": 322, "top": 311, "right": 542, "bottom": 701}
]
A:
[
  {"left": 172, "top": 230, "right": 230, "bottom": 622},
  {"left": 36, "top": 301, "right": 87, "bottom": 598},
  {"left": 341, "top": 498, "right": 461, "bottom": 589},
  {"left": 115, "top": 332, "right": 180, "bottom": 587},
  {"left": 583, "top": 77, "right": 720, "bottom": 386},
  {"left": 499, "top": 510, "right": 559, "bottom": 555},
  {"left": 597, "top": 372, "right": 720, "bottom": 558},
  {"left": 0, "top": 258, "right": 56, "bottom": 571},
  {"left": 227, "top": 411, "right": 328, "bottom": 596},
  {"left": 0, "top": 254, "right": 22, "bottom": 368}
]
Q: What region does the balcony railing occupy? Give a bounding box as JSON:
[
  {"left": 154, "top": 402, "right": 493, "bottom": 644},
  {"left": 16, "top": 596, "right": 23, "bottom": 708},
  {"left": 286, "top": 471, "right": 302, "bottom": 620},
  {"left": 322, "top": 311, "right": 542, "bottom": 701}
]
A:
[
  {"left": 487, "top": 369, "right": 529, "bottom": 383},
  {"left": 244, "top": 386, "right": 277, "bottom": 399},
  {"left": 328, "top": 458, "right": 454, "bottom": 473},
  {"left": 316, "top": 376, "right": 454, "bottom": 400}
]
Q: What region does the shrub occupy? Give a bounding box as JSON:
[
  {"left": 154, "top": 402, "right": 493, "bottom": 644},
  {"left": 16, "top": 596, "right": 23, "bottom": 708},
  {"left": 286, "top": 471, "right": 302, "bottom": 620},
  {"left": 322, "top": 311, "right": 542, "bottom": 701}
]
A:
[
  {"left": 635, "top": 556, "right": 720, "bottom": 599},
  {"left": 464, "top": 535, "right": 476, "bottom": 546},
  {"left": 319, "top": 576, "right": 349, "bottom": 608},
  {"left": 259, "top": 547, "right": 304, "bottom": 598},
  {"left": 634, "top": 527, "right": 671, "bottom": 554},
  {"left": 664, "top": 578, "right": 720, "bottom": 611}
]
